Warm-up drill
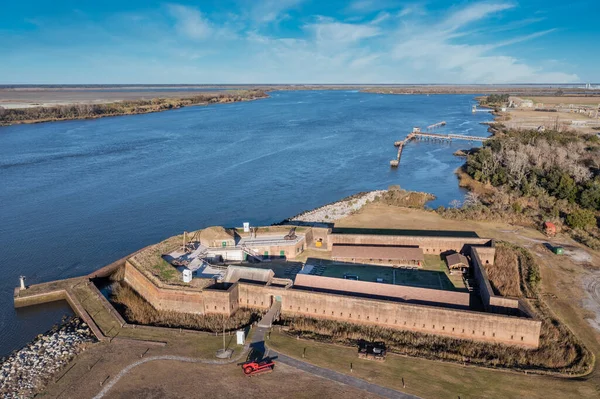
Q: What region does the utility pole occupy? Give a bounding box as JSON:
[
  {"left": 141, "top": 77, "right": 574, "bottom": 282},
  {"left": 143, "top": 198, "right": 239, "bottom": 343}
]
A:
[{"left": 223, "top": 314, "right": 226, "bottom": 352}]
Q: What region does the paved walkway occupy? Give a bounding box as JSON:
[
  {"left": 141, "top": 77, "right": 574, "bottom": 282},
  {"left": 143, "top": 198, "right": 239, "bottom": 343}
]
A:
[
  {"left": 257, "top": 301, "right": 281, "bottom": 328},
  {"left": 272, "top": 351, "right": 420, "bottom": 399}
]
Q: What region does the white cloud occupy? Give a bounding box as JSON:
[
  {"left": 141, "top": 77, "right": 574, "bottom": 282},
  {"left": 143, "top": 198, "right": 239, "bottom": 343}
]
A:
[
  {"left": 442, "top": 2, "right": 515, "bottom": 31},
  {"left": 249, "top": 0, "right": 304, "bottom": 23},
  {"left": 387, "top": 2, "right": 578, "bottom": 83},
  {"left": 398, "top": 4, "right": 426, "bottom": 17},
  {"left": 3, "top": 1, "right": 579, "bottom": 84},
  {"left": 371, "top": 12, "right": 391, "bottom": 25},
  {"left": 347, "top": 0, "right": 399, "bottom": 13},
  {"left": 305, "top": 17, "right": 381, "bottom": 44},
  {"left": 167, "top": 4, "right": 213, "bottom": 40}
]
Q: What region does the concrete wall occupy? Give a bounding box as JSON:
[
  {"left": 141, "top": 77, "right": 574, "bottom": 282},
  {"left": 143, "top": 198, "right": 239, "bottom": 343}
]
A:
[
  {"left": 327, "top": 234, "right": 492, "bottom": 255},
  {"left": 294, "top": 274, "right": 470, "bottom": 309}
]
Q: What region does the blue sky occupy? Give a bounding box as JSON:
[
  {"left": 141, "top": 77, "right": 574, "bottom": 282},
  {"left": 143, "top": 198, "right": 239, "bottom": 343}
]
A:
[{"left": 1, "top": 1, "right": 598, "bottom": 84}]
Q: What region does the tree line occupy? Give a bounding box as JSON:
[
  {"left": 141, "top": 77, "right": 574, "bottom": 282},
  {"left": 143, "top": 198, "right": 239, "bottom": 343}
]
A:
[
  {"left": 0, "top": 90, "right": 268, "bottom": 125},
  {"left": 440, "top": 127, "right": 600, "bottom": 248},
  {"left": 484, "top": 94, "right": 510, "bottom": 104}
]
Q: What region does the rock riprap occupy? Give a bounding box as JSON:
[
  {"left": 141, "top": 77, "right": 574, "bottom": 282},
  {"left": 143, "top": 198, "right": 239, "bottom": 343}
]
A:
[
  {"left": 290, "top": 190, "right": 386, "bottom": 223},
  {"left": 0, "top": 317, "right": 95, "bottom": 398}
]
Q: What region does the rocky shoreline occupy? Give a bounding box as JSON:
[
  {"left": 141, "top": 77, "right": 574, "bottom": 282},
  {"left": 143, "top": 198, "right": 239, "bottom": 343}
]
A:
[
  {"left": 0, "top": 317, "right": 95, "bottom": 398},
  {"left": 286, "top": 190, "right": 386, "bottom": 223}
]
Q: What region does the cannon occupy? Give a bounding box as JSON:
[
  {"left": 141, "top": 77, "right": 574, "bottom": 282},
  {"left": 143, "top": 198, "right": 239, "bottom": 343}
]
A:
[
  {"left": 241, "top": 359, "right": 275, "bottom": 376},
  {"left": 284, "top": 227, "right": 297, "bottom": 241}
]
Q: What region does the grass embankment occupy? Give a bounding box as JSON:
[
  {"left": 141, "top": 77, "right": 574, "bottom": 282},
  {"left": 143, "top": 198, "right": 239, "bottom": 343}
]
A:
[
  {"left": 485, "top": 243, "right": 524, "bottom": 297},
  {"left": 0, "top": 90, "right": 268, "bottom": 125},
  {"left": 273, "top": 243, "right": 592, "bottom": 375},
  {"left": 128, "top": 234, "right": 207, "bottom": 287},
  {"left": 372, "top": 186, "right": 435, "bottom": 208},
  {"left": 267, "top": 330, "right": 595, "bottom": 399},
  {"left": 111, "top": 282, "right": 264, "bottom": 333}
]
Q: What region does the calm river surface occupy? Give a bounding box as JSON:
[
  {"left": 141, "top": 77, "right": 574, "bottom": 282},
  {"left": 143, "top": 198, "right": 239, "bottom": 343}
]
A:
[{"left": 0, "top": 90, "right": 491, "bottom": 355}]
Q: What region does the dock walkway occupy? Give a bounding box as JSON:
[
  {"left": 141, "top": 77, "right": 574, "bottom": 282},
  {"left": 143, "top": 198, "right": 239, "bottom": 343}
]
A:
[{"left": 390, "top": 129, "right": 488, "bottom": 167}]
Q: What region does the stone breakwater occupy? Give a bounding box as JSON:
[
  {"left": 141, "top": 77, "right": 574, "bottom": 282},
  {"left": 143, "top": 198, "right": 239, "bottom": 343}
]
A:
[
  {"left": 290, "top": 190, "right": 386, "bottom": 223},
  {"left": 0, "top": 317, "right": 95, "bottom": 398}
]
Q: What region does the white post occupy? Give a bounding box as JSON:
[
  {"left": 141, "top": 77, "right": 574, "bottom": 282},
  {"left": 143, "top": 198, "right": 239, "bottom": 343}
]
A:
[{"left": 19, "top": 276, "right": 25, "bottom": 290}]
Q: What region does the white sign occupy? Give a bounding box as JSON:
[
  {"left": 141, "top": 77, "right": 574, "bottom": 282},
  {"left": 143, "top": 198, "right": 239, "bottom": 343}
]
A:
[
  {"left": 236, "top": 330, "right": 245, "bottom": 345},
  {"left": 243, "top": 222, "right": 250, "bottom": 232}
]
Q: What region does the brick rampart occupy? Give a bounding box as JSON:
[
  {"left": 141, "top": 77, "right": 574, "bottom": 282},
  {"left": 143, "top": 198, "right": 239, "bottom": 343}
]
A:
[
  {"left": 327, "top": 234, "right": 492, "bottom": 255},
  {"left": 123, "top": 259, "right": 541, "bottom": 348},
  {"left": 293, "top": 274, "right": 470, "bottom": 308},
  {"left": 236, "top": 282, "right": 541, "bottom": 348},
  {"left": 123, "top": 261, "right": 233, "bottom": 315}
]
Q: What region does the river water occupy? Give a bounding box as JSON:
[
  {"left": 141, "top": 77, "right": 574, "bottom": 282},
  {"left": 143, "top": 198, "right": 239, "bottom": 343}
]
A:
[{"left": 0, "top": 90, "right": 491, "bottom": 356}]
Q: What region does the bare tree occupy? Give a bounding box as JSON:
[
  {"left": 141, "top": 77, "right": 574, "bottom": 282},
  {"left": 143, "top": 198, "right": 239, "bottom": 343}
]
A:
[
  {"left": 463, "top": 192, "right": 481, "bottom": 208},
  {"left": 450, "top": 199, "right": 462, "bottom": 209}
]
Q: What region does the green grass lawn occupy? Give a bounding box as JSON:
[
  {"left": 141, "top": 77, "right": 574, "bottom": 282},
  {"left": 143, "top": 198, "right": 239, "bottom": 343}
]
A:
[{"left": 267, "top": 330, "right": 595, "bottom": 399}]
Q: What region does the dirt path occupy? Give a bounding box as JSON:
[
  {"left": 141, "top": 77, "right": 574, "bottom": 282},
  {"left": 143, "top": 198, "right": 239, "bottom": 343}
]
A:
[{"left": 93, "top": 320, "right": 417, "bottom": 399}]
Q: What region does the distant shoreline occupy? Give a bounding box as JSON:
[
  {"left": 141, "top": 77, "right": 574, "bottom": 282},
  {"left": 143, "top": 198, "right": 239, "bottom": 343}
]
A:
[{"left": 0, "top": 90, "right": 268, "bottom": 126}]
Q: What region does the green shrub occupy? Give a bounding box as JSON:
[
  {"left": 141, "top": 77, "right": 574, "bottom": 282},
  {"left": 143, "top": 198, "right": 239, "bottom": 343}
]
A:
[{"left": 566, "top": 209, "right": 597, "bottom": 229}]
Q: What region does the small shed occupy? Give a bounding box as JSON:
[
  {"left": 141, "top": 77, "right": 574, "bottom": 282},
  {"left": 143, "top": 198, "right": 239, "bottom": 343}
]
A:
[
  {"left": 445, "top": 253, "right": 469, "bottom": 274},
  {"left": 544, "top": 221, "right": 556, "bottom": 237}
]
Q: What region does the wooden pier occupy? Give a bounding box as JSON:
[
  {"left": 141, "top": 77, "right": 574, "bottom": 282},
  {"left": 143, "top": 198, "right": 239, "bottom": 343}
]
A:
[
  {"left": 472, "top": 105, "right": 492, "bottom": 113},
  {"left": 426, "top": 121, "right": 446, "bottom": 130},
  {"left": 412, "top": 132, "right": 488, "bottom": 142},
  {"left": 390, "top": 127, "right": 488, "bottom": 167}
]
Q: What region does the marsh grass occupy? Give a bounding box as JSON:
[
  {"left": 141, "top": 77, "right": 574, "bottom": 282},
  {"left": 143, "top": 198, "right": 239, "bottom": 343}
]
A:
[{"left": 485, "top": 244, "right": 522, "bottom": 297}]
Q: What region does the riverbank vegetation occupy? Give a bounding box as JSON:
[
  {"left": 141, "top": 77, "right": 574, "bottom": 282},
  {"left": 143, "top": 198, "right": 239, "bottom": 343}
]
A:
[
  {"left": 438, "top": 127, "right": 600, "bottom": 249},
  {"left": 110, "top": 282, "right": 263, "bottom": 332},
  {"left": 372, "top": 185, "right": 436, "bottom": 208},
  {"left": 0, "top": 90, "right": 268, "bottom": 125},
  {"left": 481, "top": 93, "right": 510, "bottom": 106},
  {"left": 276, "top": 244, "right": 591, "bottom": 375}
]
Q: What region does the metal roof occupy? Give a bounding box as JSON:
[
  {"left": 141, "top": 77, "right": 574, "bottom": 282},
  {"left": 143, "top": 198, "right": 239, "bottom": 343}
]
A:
[{"left": 445, "top": 253, "right": 469, "bottom": 268}]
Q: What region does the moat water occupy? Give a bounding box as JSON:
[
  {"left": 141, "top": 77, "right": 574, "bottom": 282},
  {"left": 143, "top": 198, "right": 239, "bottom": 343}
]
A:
[{"left": 0, "top": 90, "right": 492, "bottom": 355}]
